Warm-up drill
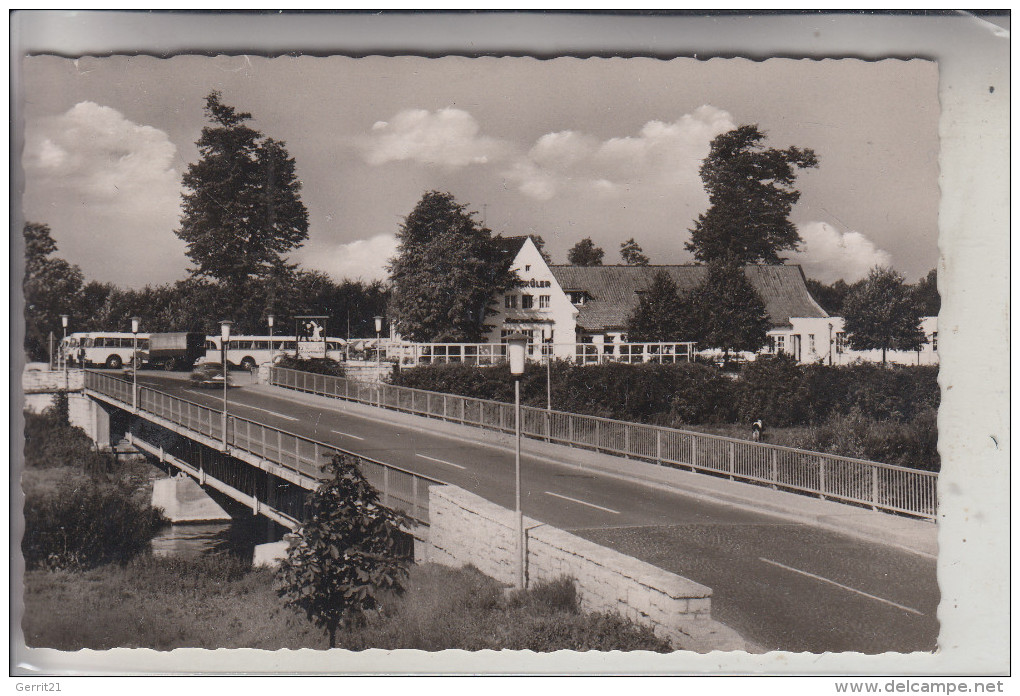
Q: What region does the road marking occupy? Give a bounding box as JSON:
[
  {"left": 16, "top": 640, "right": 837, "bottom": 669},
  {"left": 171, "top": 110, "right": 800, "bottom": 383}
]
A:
[
  {"left": 416, "top": 453, "right": 466, "bottom": 470},
  {"left": 180, "top": 391, "right": 300, "bottom": 421},
  {"left": 759, "top": 558, "right": 924, "bottom": 616},
  {"left": 331, "top": 429, "right": 364, "bottom": 441},
  {"left": 545, "top": 491, "right": 620, "bottom": 515}
]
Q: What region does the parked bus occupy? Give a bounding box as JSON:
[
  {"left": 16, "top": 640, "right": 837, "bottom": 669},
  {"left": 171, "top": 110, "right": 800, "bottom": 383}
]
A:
[
  {"left": 60, "top": 332, "right": 150, "bottom": 369},
  {"left": 202, "top": 336, "right": 348, "bottom": 369}
]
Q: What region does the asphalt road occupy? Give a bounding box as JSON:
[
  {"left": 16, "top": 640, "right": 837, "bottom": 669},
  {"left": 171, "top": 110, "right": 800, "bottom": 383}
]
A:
[{"left": 133, "top": 370, "right": 939, "bottom": 653}]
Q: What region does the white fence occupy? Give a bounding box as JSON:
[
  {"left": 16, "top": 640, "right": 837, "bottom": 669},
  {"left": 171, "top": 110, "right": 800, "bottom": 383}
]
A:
[
  {"left": 83, "top": 370, "right": 444, "bottom": 525},
  {"left": 381, "top": 341, "right": 696, "bottom": 367},
  {"left": 269, "top": 366, "right": 938, "bottom": 521}
]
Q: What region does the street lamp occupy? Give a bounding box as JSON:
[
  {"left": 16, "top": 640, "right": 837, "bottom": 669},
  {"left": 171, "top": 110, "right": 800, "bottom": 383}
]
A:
[
  {"left": 219, "top": 320, "right": 233, "bottom": 452},
  {"left": 506, "top": 332, "right": 529, "bottom": 590},
  {"left": 131, "top": 316, "right": 141, "bottom": 412},
  {"left": 374, "top": 315, "right": 383, "bottom": 366},
  {"left": 60, "top": 314, "right": 69, "bottom": 388},
  {"left": 267, "top": 314, "right": 275, "bottom": 364}
]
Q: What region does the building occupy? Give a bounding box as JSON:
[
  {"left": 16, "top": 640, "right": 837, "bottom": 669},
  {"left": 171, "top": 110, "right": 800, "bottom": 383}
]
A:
[
  {"left": 777, "top": 315, "right": 938, "bottom": 366},
  {"left": 484, "top": 237, "right": 834, "bottom": 359}
]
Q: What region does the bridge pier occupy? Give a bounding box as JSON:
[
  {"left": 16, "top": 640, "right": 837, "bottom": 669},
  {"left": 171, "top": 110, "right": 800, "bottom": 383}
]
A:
[{"left": 68, "top": 393, "right": 112, "bottom": 450}]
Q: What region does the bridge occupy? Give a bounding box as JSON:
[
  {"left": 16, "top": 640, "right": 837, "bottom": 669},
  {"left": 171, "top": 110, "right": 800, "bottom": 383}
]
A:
[{"left": 52, "top": 366, "right": 938, "bottom": 653}]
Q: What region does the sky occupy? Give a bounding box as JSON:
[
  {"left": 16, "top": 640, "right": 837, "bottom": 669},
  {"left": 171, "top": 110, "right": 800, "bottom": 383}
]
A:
[{"left": 19, "top": 55, "right": 940, "bottom": 289}]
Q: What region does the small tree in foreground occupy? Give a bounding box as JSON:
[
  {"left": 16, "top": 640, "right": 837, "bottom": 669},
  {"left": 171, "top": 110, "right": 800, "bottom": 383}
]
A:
[{"left": 277, "top": 453, "right": 409, "bottom": 648}]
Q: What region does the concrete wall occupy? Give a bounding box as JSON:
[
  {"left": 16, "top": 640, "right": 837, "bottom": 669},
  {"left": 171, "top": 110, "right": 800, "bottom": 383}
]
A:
[
  {"left": 424, "top": 485, "right": 725, "bottom": 648},
  {"left": 68, "top": 394, "right": 111, "bottom": 449},
  {"left": 22, "top": 367, "right": 84, "bottom": 393}
]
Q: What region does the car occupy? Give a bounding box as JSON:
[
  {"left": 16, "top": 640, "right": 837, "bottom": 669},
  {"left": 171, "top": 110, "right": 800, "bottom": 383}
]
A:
[{"left": 190, "top": 362, "right": 231, "bottom": 389}]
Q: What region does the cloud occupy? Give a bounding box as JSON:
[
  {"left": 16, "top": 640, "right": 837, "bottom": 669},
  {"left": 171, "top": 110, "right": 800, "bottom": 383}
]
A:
[
  {"left": 25, "top": 101, "right": 181, "bottom": 213},
  {"left": 362, "top": 108, "right": 509, "bottom": 167},
  {"left": 22, "top": 101, "right": 187, "bottom": 286},
  {"left": 506, "top": 105, "right": 736, "bottom": 200},
  {"left": 299, "top": 234, "right": 399, "bottom": 282},
  {"left": 793, "top": 221, "right": 892, "bottom": 283}
]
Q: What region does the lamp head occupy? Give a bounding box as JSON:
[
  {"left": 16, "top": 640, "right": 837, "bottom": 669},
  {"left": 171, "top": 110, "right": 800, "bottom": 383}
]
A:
[
  {"left": 374, "top": 315, "right": 383, "bottom": 333},
  {"left": 131, "top": 316, "right": 141, "bottom": 334},
  {"left": 267, "top": 314, "right": 275, "bottom": 329},
  {"left": 60, "top": 314, "right": 69, "bottom": 328},
  {"left": 219, "top": 319, "right": 233, "bottom": 342},
  {"left": 506, "top": 333, "right": 529, "bottom": 375}
]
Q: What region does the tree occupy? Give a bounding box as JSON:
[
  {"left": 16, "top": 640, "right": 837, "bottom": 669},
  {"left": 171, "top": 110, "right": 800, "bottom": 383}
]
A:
[
  {"left": 842, "top": 266, "right": 925, "bottom": 365},
  {"left": 22, "top": 222, "right": 84, "bottom": 361},
  {"left": 912, "top": 268, "right": 940, "bottom": 317},
  {"left": 691, "top": 259, "right": 771, "bottom": 359},
  {"left": 176, "top": 92, "right": 309, "bottom": 286},
  {"left": 619, "top": 238, "right": 650, "bottom": 266},
  {"left": 529, "top": 234, "right": 553, "bottom": 265},
  {"left": 567, "top": 238, "right": 605, "bottom": 266},
  {"left": 626, "top": 271, "right": 698, "bottom": 342},
  {"left": 276, "top": 453, "right": 409, "bottom": 648},
  {"left": 805, "top": 278, "right": 851, "bottom": 316},
  {"left": 686, "top": 125, "right": 818, "bottom": 264},
  {"left": 387, "top": 191, "right": 518, "bottom": 342}
]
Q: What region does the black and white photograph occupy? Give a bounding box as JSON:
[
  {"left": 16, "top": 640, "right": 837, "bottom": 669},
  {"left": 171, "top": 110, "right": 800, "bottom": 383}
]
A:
[{"left": 11, "top": 10, "right": 1009, "bottom": 680}]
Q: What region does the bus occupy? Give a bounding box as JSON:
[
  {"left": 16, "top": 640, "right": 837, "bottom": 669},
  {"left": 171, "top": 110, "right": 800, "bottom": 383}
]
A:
[
  {"left": 60, "top": 332, "right": 150, "bottom": 369},
  {"left": 200, "top": 336, "right": 348, "bottom": 370}
]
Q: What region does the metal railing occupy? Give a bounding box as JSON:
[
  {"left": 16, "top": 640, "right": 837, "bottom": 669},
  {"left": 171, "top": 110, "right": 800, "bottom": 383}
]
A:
[
  {"left": 83, "top": 370, "right": 443, "bottom": 525},
  {"left": 269, "top": 366, "right": 938, "bottom": 520},
  {"left": 379, "top": 341, "right": 697, "bottom": 367}
]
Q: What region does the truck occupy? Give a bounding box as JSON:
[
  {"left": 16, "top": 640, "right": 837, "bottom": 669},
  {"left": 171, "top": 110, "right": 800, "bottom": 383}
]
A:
[{"left": 144, "top": 332, "right": 207, "bottom": 371}]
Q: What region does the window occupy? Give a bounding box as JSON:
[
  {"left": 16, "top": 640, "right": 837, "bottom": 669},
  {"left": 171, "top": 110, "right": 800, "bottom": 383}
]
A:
[
  {"left": 539, "top": 295, "right": 550, "bottom": 309},
  {"left": 567, "top": 291, "right": 586, "bottom": 306},
  {"left": 525, "top": 264, "right": 531, "bottom": 272},
  {"left": 774, "top": 335, "right": 786, "bottom": 353},
  {"left": 808, "top": 334, "right": 816, "bottom": 354},
  {"left": 501, "top": 329, "right": 534, "bottom": 342},
  {"left": 521, "top": 294, "right": 534, "bottom": 309},
  {"left": 505, "top": 295, "right": 517, "bottom": 309},
  {"left": 931, "top": 331, "right": 938, "bottom": 351},
  {"left": 835, "top": 332, "right": 846, "bottom": 354}
]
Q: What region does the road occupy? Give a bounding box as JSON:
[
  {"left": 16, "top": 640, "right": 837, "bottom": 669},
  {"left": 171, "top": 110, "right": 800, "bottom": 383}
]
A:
[{"left": 132, "top": 370, "right": 939, "bottom": 653}]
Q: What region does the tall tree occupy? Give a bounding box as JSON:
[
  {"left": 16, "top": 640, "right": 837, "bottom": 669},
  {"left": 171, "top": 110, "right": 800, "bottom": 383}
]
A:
[
  {"left": 22, "top": 222, "right": 84, "bottom": 361},
  {"left": 387, "top": 191, "right": 518, "bottom": 342},
  {"left": 619, "top": 238, "right": 650, "bottom": 266},
  {"left": 912, "top": 268, "right": 940, "bottom": 317},
  {"left": 276, "top": 454, "right": 409, "bottom": 649},
  {"left": 691, "top": 259, "right": 771, "bottom": 359},
  {"left": 842, "top": 266, "right": 925, "bottom": 365},
  {"left": 529, "top": 234, "right": 554, "bottom": 265},
  {"left": 176, "top": 92, "right": 309, "bottom": 287},
  {"left": 805, "top": 278, "right": 851, "bottom": 316},
  {"left": 567, "top": 237, "right": 605, "bottom": 266},
  {"left": 686, "top": 125, "right": 818, "bottom": 264},
  {"left": 626, "top": 271, "right": 698, "bottom": 341}
]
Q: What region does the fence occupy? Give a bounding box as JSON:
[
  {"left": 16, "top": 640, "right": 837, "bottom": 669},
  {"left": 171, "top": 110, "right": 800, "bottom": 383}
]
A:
[
  {"left": 269, "top": 366, "right": 938, "bottom": 520},
  {"left": 83, "top": 370, "right": 444, "bottom": 525},
  {"left": 380, "top": 341, "right": 696, "bottom": 367}
]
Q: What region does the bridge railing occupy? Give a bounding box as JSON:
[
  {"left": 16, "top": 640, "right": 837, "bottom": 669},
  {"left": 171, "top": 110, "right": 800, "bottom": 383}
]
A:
[
  {"left": 268, "top": 366, "right": 938, "bottom": 521},
  {"left": 83, "top": 370, "right": 444, "bottom": 525}
]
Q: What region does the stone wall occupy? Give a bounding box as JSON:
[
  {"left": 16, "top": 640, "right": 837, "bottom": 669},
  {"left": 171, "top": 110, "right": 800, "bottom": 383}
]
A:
[
  {"left": 22, "top": 367, "right": 83, "bottom": 393},
  {"left": 425, "top": 485, "right": 729, "bottom": 649}
]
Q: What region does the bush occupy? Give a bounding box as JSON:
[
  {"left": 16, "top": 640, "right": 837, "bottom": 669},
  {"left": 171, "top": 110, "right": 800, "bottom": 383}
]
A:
[
  {"left": 22, "top": 479, "right": 166, "bottom": 571},
  {"left": 738, "top": 354, "right": 809, "bottom": 426},
  {"left": 800, "top": 406, "right": 940, "bottom": 472},
  {"left": 23, "top": 411, "right": 114, "bottom": 476},
  {"left": 274, "top": 355, "right": 346, "bottom": 378}
]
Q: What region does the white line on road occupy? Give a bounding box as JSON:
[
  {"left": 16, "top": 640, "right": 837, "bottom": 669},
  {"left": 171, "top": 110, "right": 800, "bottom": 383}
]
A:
[
  {"left": 759, "top": 557, "right": 923, "bottom": 616},
  {"left": 183, "top": 391, "right": 300, "bottom": 421},
  {"left": 416, "top": 453, "right": 466, "bottom": 470},
  {"left": 331, "top": 429, "right": 365, "bottom": 441},
  {"left": 545, "top": 491, "right": 620, "bottom": 514}
]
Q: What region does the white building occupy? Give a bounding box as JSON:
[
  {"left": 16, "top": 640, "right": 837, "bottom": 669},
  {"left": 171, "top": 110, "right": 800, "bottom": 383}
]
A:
[{"left": 776, "top": 315, "right": 938, "bottom": 366}]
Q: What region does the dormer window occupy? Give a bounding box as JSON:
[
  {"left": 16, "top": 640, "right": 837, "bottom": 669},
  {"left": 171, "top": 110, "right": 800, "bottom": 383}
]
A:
[{"left": 567, "top": 291, "right": 589, "bottom": 306}]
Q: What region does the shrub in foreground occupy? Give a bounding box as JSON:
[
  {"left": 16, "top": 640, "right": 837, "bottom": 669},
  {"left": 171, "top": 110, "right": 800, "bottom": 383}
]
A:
[
  {"left": 801, "top": 406, "right": 940, "bottom": 472},
  {"left": 23, "top": 410, "right": 114, "bottom": 476},
  {"left": 23, "top": 479, "right": 166, "bottom": 571}
]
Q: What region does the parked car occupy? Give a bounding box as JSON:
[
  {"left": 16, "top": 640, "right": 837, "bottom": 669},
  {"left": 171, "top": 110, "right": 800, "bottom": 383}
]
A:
[{"left": 190, "top": 362, "right": 230, "bottom": 389}]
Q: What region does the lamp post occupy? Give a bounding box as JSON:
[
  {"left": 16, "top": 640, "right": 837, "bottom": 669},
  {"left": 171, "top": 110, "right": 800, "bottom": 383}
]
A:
[
  {"left": 374, "top": 315, "right": 383, "bottom": 366},
  {"left": 131, "top": 316, "right": 140, "bottom": 412},
  {"left": 60, "top": 314, "right": 69, "bottom": 388},
  {"left": 267, "top": 314, "right": 275, "bottom": 364},
  {"left": 506, "top": 332, "right": 529, "bottom": 590},
  {"left": 219, "top": 320, "right": 233, "bottom": 452}
]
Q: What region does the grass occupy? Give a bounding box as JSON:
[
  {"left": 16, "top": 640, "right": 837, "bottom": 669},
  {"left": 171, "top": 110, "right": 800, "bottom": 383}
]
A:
[{"left": 22, "top": 555, "right": 673, "bottom": 652}]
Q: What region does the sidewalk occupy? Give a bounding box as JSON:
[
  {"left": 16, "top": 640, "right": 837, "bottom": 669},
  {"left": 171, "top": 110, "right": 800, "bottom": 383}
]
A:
[{"left": 244, "top": 381, "right": 938, "bottom": 558}]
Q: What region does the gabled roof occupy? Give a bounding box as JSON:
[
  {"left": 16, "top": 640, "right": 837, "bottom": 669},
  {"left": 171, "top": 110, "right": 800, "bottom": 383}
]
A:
[
  {"left": 548, "top": 264, "right": 828, "bottom": 331},
  {"left": 491, "top": 235, "right": 534, "bottom": 259}
]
